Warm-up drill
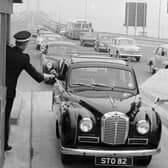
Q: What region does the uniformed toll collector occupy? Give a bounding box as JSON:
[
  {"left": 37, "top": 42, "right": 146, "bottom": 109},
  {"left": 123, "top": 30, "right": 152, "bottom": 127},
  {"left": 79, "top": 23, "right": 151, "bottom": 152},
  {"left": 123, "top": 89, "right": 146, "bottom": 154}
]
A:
[{"left": 5, "top": 31, "right": 55, "bottom": 151}]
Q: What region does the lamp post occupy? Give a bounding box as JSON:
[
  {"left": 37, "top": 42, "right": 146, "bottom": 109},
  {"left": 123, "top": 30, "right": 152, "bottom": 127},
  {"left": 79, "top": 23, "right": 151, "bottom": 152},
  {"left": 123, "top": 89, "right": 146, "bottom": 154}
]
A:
[
  {"left": 85, "top": 0, "right": 87, "bottom": 20},
  {"left": 158, "top": 0, "right": 161, "bottom": 39}
]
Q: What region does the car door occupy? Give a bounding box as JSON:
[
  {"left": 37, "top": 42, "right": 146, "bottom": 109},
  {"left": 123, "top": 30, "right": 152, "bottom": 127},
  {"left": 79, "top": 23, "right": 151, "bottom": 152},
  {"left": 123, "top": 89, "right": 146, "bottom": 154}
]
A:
[
  {"left": 110, "top": 39, "right": 117, "bottom": 55},
  {"left": 154, "top": 47, "right": 162, "bottom": 69},
  {"left": 160, "top": 48, "right": 168, "bottom": 68}
]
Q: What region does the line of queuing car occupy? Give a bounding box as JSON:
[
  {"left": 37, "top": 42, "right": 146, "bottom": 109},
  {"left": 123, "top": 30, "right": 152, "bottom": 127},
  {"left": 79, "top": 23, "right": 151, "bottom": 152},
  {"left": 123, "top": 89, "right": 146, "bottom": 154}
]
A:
[
  {"left": 35, "top": 27, "right": 64, "bottom": 50},
  {"left": 108, "top": 37, "right": 142, "bottom": 62},
  {"left": 34, "top": 27, "right": 163, "bottom": 167},
  {"left": 79, "top": 32, "right": 142, "bottom": 62},
  {"left": 40, "top": 41, "right": 78, "bottom": 74},
  {"left": 148, "top": 44, "right": 168, "bottom": 74}
]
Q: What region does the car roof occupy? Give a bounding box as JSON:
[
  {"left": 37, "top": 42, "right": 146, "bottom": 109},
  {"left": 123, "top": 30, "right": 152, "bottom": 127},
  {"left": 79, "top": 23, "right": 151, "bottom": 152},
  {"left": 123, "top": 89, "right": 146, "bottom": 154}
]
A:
[
  {"left": 158, "top": 44, "right": 168, "bottom": 49},
  {"left": 114, "top": 36, "right": 134, "bottom": 41},
  {"left": 43, "top": 33, "right": 62, "bottom": 37},
  {"left": 66, "top": 56, "right": 130, "bottom": 69},
  {"left": 47, "top": 41, "right": 77, "bottom": 47}
]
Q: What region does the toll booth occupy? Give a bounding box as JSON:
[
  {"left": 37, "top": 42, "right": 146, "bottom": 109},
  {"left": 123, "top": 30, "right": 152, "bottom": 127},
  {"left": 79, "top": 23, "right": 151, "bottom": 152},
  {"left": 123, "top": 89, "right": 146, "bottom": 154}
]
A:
[{"left": 0, "top": 1, "right": 22, "bottom": 168}]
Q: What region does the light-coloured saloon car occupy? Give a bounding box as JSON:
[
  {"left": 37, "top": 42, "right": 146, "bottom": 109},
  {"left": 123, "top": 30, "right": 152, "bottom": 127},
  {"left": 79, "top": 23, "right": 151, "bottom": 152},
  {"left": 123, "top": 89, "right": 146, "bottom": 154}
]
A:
[
  {"left": 108, "top": 37, "right": 142, "bottom": 62},
  {"left": 36, "top": 29, "right": 53, "bottom": 50},
  {"left": 141, "top": 69, "right": 168, "bottom": 126},
  {"left": 148, "top": 44, "right": 168, "bottom": 74}
]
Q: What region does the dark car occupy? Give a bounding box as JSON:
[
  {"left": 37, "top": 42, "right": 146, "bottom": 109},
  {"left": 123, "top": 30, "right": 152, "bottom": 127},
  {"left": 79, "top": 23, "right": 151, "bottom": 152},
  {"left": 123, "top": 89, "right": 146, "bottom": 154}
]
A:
[
  {"left": 40, "top": 41, "right": 78, "bottom": 74},
  {"left": 94, "top": 33, "right": 113, "bottom": 52},
  {"left": 52, "top": 55, "right": 161, "bottom": 167}
]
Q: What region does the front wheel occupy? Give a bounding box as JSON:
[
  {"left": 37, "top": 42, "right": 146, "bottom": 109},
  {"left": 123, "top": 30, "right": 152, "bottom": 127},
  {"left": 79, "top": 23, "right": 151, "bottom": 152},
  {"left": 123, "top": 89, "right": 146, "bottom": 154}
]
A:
[
  {"left": 56, "top": 120, "right": 60, "bottom": 138},
  {"left": 149, "top": 65, "right": 156, "bottom": 74},
  {"left": 61, "top": 153, "right": 78, "bottom": 165},
  {"left": 61, "top": 154, "right": 70, "bottom": 165},
  {"left": 109, "top": 49, "right": 112, "bottom": 57},
  {"left": 135, "top": 156, "right": 152, "bottom": 167},
  {"left": 135, "top": 57, "right": 140, "bottom": 62}
]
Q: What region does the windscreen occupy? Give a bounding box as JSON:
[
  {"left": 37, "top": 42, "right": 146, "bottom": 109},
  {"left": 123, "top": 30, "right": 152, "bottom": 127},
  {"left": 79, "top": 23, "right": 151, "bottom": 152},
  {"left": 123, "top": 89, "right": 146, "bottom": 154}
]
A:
[
  {"left": 119, "top": 39, "right": 135, "bottom": 45},
  {"left": 70, "top": 67, "right": 136, "bottom": 90}
]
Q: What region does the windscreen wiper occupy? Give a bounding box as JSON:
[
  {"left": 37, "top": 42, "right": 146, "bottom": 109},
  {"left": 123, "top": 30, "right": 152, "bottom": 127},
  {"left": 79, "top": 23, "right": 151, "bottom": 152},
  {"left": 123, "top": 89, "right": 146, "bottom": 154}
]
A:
[
  {"left": 73, "top": 83, "right": 92, "bottom": 87},
  {"left": 91, "top": 83, "right": 114, "bottom": 90}
]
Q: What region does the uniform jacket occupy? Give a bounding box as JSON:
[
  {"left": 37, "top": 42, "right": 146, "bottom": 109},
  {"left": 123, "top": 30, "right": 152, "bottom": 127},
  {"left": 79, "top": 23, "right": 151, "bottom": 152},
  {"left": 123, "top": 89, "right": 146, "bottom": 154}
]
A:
[{"left": 6, "top": 45, "right": 44, "bottom": 98}]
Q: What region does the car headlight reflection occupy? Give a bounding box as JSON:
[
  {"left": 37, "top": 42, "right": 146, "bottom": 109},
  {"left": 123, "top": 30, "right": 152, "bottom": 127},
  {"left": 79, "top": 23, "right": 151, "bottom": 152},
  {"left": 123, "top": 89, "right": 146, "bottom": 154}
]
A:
[
  {"left": 136, "top": 120, "right": 150, "bottom": 135},
  {"left": 80, "top": 118, "right": 93, "bottom": 132},
  {"left": 99, "top": 43, "right": 105, "bottom": 47}
]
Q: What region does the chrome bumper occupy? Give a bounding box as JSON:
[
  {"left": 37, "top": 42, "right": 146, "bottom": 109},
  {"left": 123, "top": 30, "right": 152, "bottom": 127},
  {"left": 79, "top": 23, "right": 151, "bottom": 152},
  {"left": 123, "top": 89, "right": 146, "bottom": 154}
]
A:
[
  {"left": 61, "top": 147, "right": 161, "bottom": 157},
  {"left": 120, "top": 54, "right": 142, "bottom": 57}
]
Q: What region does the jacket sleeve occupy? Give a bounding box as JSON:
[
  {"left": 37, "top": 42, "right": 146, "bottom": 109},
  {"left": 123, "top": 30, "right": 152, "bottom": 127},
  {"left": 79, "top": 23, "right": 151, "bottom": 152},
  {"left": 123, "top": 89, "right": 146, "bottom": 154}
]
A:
[{"left": 23, "top": 54, "right": 44, "bottom": 83}]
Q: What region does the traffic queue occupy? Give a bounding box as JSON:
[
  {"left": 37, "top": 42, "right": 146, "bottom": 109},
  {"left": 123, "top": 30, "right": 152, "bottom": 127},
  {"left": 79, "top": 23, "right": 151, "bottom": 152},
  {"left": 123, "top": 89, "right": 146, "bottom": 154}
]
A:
[{"left": 32, "top": 25, "right": 167, "bottom": 167}]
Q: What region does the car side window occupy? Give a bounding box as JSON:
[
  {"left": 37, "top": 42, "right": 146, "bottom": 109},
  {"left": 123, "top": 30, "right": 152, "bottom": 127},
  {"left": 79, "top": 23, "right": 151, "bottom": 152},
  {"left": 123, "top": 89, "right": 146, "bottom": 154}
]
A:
[
  {"left": 155, "top": 47, "right": 162, "bottom": 55},
  {"left": 59, "top": 62, "right": 68, "bottom": 81},
  {"left": 116, "top": 40, "right": 120, "bottom": 45},
  {"left": 161, "top": 49, "right": 167, "bottom": 57}
]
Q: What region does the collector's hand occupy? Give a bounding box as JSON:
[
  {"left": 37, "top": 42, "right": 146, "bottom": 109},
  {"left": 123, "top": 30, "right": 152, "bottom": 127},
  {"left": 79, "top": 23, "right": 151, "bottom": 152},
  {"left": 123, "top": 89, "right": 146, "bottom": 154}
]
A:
[
  {"left": 43, "top": 73, "right": 56, "bottom": 84},
  {"left": 50, "top": 69, "right": 59, "bottom": 78}
]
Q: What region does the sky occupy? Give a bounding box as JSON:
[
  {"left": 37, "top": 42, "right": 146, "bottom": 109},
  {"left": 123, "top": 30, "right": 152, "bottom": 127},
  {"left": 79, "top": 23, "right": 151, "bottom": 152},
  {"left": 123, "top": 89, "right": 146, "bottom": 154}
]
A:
[
  {"left": 13, "top": 0, "right": 165, "bottom": 38},
  {"left": 13, "top": 0, "right": 121, "bottom": 32},
  {"left": 13, "top": 0, "right": 100, "bottom": 22}
]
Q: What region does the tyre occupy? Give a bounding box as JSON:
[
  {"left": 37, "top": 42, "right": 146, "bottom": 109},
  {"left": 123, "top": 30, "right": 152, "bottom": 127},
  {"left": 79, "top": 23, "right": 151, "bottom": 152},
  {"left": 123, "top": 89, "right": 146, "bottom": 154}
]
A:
[
  {"left": 135, "top": 57, "right": 140, "bottom": 62},
  {"left": 116, "top": 51, "right": 120, "bottom": 58},
  {"left": 149, "top": 65, "right": 156, "bottom": 74},
  {"left": 61, "top": 154, "right": 72, "bottom": 164},
  {"left": 148, "top": 61, "right": 156, "bottom": 74},
  {"left": 135, "top": 156, "right": 152, "bottom": 167},
  {"left": 109, "top": 49, "right": 112, "bottom": 57},
  {"left": 56, "top": 120, "right": 60, "bottom": 138},
  {"left": 51, "top": 92, "right": 54, "bottom": 112},
  {"left": 165, "top": 65, "right": 168, "bottom": 69}
]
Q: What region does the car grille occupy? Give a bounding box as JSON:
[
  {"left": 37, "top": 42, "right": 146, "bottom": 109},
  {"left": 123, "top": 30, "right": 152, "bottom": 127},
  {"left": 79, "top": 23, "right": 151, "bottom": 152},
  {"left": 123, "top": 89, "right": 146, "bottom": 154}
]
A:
[{"left": 101, "top": 112, "right": 129, "bottom": 145}]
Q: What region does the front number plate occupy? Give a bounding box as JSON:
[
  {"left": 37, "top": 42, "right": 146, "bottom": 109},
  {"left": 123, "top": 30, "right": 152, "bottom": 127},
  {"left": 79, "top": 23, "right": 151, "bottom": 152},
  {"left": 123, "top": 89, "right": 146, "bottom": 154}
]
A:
[{"left": 95, "top": 157, "right": 133, "bottom": 166}]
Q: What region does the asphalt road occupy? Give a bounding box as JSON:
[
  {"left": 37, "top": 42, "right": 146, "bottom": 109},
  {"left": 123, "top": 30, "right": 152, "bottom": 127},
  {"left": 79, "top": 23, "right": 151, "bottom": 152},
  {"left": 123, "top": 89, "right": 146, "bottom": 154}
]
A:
[{"left": 15, "top": 36, "right": 168, "bottom": 168}]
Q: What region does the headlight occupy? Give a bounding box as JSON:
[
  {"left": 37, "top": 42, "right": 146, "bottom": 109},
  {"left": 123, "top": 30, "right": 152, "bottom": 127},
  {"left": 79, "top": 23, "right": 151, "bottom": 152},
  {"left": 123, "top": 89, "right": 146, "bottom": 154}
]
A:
[
  {"left": 79, "top": 118, "right": 93, "bottom": 132},
  {"left": 136, "top": 120, "right": 150, "bottom": 135},
  {"left": 46, "top": 62, "right": 53, "bottom": 70}
]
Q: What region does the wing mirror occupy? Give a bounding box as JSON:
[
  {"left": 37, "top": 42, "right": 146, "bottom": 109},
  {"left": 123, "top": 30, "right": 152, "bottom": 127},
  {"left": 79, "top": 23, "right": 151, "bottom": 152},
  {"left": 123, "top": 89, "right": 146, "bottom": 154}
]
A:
[
  {"left": 154, "top": 97, "right": 168, "bottom": 104},
  {"left": 161, "top": 51, "right": 165, "bottom": 56}
]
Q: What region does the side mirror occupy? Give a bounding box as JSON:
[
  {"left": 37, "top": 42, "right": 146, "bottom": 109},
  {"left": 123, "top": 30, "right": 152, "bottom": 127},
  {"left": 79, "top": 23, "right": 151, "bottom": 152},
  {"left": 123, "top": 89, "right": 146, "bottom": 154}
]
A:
[
  {"left": 154, "top": 97, "right": 160, "bottom": 104},
  {"left": 154, "top": 97, "right": 168, "bottom": 104},
  {"left": 161, "top": 51, "right": 165, "bottom": 56}
]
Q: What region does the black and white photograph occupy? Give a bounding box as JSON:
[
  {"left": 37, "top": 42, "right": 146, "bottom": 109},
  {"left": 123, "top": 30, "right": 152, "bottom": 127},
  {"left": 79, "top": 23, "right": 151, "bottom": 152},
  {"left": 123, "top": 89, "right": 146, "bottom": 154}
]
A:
[{"left": 0, "top": 0, "right": 168, "bottom": 168}]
